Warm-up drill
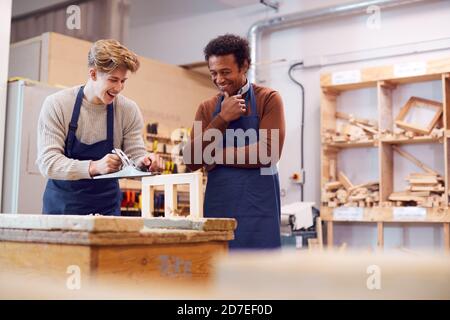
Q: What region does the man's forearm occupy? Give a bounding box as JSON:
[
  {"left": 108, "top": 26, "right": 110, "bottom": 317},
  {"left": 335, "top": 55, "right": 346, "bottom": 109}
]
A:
[
  {"left": 218, "top": 140, "right": 279, "bottom": 169},
  {"left": 38, "top": 152, "right": 92, "bottom": 180}
]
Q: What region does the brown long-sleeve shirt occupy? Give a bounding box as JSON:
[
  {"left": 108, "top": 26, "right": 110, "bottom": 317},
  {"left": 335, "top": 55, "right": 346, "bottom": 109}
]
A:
[{"left": 184, "top": 83, "right": 285, "bottom": 171}]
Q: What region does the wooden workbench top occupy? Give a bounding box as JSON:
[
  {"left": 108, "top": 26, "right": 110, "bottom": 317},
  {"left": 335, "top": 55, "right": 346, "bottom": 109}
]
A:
[
  {"left": 0, "top": 214, "right": 236, "bottom": 246},
  {"left": 0, "top": 214, "right": 144, "bottom": 232}
]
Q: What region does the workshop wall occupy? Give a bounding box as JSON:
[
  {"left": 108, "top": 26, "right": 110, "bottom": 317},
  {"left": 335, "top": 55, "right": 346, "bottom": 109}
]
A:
[
  {"left": 127, "top": 0, "right": 450, "bottom": 250},
  {"left": 8, "top": 0, "right": 450, "bottom": 250},
  {"left": 127, "top": 0, "right": 450, "bottom": 205}
]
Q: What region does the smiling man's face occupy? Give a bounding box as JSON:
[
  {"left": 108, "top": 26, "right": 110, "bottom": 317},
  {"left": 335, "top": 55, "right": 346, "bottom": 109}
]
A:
[
  {"left": 90, "top": 66, "right": 129, "bottom": 104},
  {"left": 208, "top": 54, "right": 248, "bottom": 96}
]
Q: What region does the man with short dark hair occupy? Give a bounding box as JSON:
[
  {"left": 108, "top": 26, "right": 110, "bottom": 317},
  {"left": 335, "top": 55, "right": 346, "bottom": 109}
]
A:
[{"left": 184, "top": 34, "right": 286, "bottom": 249}]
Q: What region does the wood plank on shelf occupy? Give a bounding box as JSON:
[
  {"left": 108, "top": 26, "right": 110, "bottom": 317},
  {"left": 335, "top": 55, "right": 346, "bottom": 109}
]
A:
[
  {"left": 389, "top": 74, "right": 442, "bottom": 85},
  {"left": 348, "top": 181, "right": 379, "bottom": 192},
  {"left": 381, "top": 136, "right": 442, "bottom": 145},
  {"left": 335, "top": 111, "right": 377, "bottom": 127},
  {"left": 338, "top": 172, "right": 353, "bottom": 190},
  {"left": 392, "top": 145, "right": 439, "bottom": 175},
  {"left": 145, "top": 134, "right": 172, "bottom": 143},
  {"left": 320, "top": 57, "right": 450, "bottom": 90},
  {"left": 324, "top": 140, "right": 377, "bottom": 148},
  {"left": 322, "top": 74, "right": 443, "bottom": 91}
]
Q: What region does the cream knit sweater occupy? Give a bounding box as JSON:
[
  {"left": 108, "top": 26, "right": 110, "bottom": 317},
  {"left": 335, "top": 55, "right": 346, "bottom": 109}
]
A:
[{"left": 36, "top": 85, "right": 148, "bottom": 180}]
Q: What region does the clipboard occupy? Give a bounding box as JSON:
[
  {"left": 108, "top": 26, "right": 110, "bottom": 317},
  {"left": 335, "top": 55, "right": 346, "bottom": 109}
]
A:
[{"left": 93, "top": 149, "right": 160, "bottom": 180}]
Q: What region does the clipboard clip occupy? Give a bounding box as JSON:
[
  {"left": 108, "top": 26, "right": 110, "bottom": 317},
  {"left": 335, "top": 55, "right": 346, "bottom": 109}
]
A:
[
  {"left": 93, "top": 149, "right": 158, "bottom": 179},
  {"left": 112, "top": 148, "right": 137, "bottom": 169}
]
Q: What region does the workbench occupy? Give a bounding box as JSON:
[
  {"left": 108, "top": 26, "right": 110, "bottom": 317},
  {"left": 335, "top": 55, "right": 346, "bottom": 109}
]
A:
[{"left": 0, "top": 214, "right": 236, "bottom": 286}]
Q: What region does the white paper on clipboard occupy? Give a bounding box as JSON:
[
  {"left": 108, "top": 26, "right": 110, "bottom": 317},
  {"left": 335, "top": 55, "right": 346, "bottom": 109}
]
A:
[
  {"left": 93, "top": 148, "right": 160, "bottom": 179},
  {"left": 93, "top": 166, "right": 160, "bottom": 179}
]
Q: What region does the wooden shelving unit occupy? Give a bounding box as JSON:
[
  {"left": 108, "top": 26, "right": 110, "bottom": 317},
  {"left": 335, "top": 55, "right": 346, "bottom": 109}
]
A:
[
  {"left": 145, "top": 134, "right": 172, "bottom": 144},
  {"left": 381, "top": 136, "right": 442, "bottom": 145},
  {"left": 320, "top": 57, "right": 450, "bottom": 251},
  {"left": 325, "top": 140, "right": 378, "bottom": 149}
]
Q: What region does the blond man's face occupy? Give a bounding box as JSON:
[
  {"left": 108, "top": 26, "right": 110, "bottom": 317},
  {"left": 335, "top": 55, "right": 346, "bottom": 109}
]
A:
[{"left": 90, "top": 66, "right": 129, "bottom": 105}]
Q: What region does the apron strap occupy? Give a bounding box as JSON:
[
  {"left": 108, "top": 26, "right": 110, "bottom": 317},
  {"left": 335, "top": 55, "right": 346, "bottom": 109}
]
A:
[
  {"left": 106, "top": 103, "right": 114, "bottom": 146},
  {"left": 66, "top": 86, "right": 84, "bottom": 158},
  {"left": 248, "top": 84, "right": 257, "bottom": 117},
  {"left": 65, "top": 86, "right": 115, "bottom": 157}
]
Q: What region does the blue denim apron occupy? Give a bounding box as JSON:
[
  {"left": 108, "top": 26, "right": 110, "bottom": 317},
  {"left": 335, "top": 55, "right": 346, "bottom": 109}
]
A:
[
  {"left": 204, "top": 84, "right": 281, "bottom": 249},
  {"left": 42, "top": 86, "right": 121, "bottom": 215}
]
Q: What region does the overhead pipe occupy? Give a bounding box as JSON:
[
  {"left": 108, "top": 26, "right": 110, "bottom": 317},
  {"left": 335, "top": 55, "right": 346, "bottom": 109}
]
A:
[{"left": 247, "top": 0, "right": 441, "bottom": 82}]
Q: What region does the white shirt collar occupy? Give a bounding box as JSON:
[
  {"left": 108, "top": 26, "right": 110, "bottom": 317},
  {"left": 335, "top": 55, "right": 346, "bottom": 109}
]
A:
[{"left": 237, "top": 79, "right": 250, "bottom": 95}]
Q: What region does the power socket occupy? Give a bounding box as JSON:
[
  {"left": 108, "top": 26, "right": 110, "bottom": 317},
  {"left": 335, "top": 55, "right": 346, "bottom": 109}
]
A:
[{"left": 290, "top": 169, "right": 305, "bottom": 185}]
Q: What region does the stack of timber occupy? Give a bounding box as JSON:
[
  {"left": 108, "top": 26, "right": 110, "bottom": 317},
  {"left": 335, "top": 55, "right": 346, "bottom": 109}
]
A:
[
  {"left": 322, "top": 112, "right": 378, "bottom": 145},
  {"left": 389, "top": 173, "right": 445, "bottom": 208},
  {"left": 383, "top": 126, "right": 444, "bottom": 141},
  {"left": 321, "top": 171, "right": 379, "bottom": 208},
  {"left": 387, "top": 145, "right": 445, "bottom": 208}
]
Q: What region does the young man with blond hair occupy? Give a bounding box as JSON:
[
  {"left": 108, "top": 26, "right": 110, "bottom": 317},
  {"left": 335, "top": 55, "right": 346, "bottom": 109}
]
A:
[{"left": 37, "top": 39, "right": 161, "bottom": 215}]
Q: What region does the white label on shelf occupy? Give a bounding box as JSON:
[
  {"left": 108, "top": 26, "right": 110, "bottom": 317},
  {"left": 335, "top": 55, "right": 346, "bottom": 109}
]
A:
[
  {"left": 333, "top": 207, "right": 364, "bottom": 221},
  {"left": 394, "top": 61, "right": 426, "bottom": 78},
  {"left": 331, "top": 70, "right": 361, "bottom": 85},
  {"left": 393, "top": 207, "right": 427, "bottom": 220}
]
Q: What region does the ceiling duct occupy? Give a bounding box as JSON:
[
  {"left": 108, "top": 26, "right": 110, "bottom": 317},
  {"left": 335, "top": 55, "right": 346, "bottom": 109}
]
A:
[{"left": 247, "top": 0, "right": 443, "bottom": 82}]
